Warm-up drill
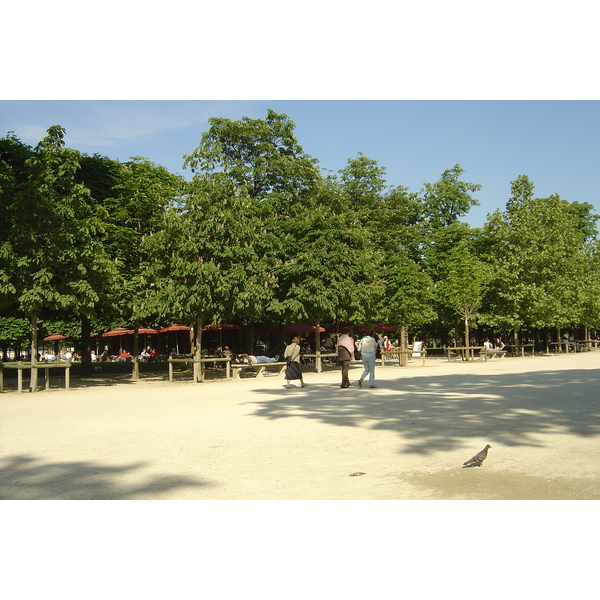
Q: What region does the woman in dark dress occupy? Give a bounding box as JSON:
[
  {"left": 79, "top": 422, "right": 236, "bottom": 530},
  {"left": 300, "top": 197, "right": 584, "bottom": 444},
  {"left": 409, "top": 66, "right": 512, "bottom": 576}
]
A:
[{"left": 284, "top": 336, "right": 306, "bottom": 389}]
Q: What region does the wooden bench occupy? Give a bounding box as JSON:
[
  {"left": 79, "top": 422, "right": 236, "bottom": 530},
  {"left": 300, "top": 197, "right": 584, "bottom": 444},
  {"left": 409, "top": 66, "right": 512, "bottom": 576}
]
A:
[
  {"left": 446, "top": 346, "right": 486, "bottom": 362},
  {"left": 479, "top": 349, "right": 507, "bottom": 360},
  {"left": 578, "top": 340, "right": 600, "bottom": 351},
  {"left": 503, "top": 344, "right": 535, "bottom": 357},
  {"left": 231, "top": 361, "right": 288, "bottom": 379},
  {"left": 546, "top": 341, "right": 575, "bottom": 354}
]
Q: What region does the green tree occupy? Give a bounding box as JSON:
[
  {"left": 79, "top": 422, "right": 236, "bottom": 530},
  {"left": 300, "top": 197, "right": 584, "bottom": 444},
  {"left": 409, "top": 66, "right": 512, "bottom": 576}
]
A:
[
  {"left": 104, "top": 157, "right": 183, "bottom": 379},
  {"left": 184, "top": 109, "right": 319, "bottom": 201},
  {"left": 336, "top": 155, "right": 432, "bottom": 353},
  {"left": 271, "top": 178, "right": 383, "bottom": 350},
  {"left": 339, "top": 153, "right": 388, "bottom": 210},
  {"left": 577, "top": 240, "right": 600, "bottom": 338},
  {"left": 151, "top": 176, "right": 264, "bottom": 379},
  {"left": 0, "top": 316, "right": 30, "bottom": 360},
  {"left": 421, "top": 164, "right": 481, "bottom": 229},
  {"left": 482, "top": 192, "right": 590, "bottom": 343},
  {"left": 178, "top": 109, "right": 323, "bottom": 357},
  {"left": 0, "top": 127, "right": 116, "bottom": 390},
  {"left": 439, "top": 239, "right": 488, "bottom": 353},
  {"left": 376, "top": 253, "right": 436, "bottom": 362},
  {"left": 507, "top": 174, "right": 535, "bottom": 213}
]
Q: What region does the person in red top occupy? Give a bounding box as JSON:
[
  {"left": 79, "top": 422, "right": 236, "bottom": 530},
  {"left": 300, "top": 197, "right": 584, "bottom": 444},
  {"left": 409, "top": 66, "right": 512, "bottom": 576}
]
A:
[{"left": 118, "top": 350, "right": 131, "bottom": 362}]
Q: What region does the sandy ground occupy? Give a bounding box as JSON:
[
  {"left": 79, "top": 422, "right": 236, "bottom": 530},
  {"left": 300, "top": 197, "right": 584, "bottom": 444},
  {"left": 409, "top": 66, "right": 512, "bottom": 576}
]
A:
[{"left": 1, "top": 351, "right": 599, "bottom": 500}]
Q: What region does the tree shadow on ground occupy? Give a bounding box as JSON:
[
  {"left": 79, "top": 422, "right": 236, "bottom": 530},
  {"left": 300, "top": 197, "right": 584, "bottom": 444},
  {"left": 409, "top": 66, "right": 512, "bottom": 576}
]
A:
[
  {"left": 248, "top": 368, "right": 600, "bottom": 455},
  {"left": 0, "top": 454, "right": 211, "bottom": 500}
]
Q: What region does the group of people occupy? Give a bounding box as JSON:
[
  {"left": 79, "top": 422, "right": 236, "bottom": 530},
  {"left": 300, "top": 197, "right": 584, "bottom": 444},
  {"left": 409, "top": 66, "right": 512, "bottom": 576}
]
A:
[
  {"left": 40, "top": 349, "right": 75, "bottom": 362},
  {"left": 282, "top": 327, "right": 380, "bottom": 390},
  {"left": 563, "top": 332, "right": 581, "bottom": 352},
  {"left": 336, "top": 327, "right": 378, "bottom": 389},
  {"left": 483, "top": 338, "right": 506, "bottom": 353},
  {"left": 86, "top": 348, "right": 160, "bottom": 362}
]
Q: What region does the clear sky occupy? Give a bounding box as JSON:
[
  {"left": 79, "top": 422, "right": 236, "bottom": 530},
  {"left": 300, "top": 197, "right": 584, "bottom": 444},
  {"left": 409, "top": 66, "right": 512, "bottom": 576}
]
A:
[{"left": 1, "top": 100, "right": 598, "bottom": 227}]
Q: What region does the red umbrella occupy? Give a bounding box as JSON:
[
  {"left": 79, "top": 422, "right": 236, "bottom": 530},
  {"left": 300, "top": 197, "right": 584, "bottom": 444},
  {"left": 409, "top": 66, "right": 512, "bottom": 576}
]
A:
[
  {"left": 44, "top": 333, "right": 66, "bottom": 341},
  {"left": 284, "top": 322, "right": 325, "bottom": 334},
  {"left": 137, "top": 328, "right": 158, "bottom": 334},
  {"left": 202, "top": 323, "right": 241, "bottom": 331},
  {"left": 159, "top": 324, "right": 192, "bottom": 354},
  {"left": 158, "top": 324, "right": 191, "bottom": 333},
  {"left": 101, "top": 328, "right": 135, "bottom": 337}
]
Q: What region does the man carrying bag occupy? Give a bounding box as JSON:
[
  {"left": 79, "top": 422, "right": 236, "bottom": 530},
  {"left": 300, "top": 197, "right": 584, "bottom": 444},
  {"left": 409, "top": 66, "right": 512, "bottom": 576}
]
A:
[{"left": 336, "top": 327, "right": 355, "bottom": 389}]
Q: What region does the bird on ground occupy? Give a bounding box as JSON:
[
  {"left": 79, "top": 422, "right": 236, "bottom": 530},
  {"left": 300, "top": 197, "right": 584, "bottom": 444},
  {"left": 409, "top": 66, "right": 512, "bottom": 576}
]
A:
[{"left": 463, "top": 444, "right": 491, "bottom": 467}]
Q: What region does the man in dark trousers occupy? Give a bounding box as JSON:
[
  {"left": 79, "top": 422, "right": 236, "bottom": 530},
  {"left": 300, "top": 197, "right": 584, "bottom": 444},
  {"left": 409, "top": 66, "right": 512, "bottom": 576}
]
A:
[{"left": 336, "top": 327, "right": 355, "bottom": 388}]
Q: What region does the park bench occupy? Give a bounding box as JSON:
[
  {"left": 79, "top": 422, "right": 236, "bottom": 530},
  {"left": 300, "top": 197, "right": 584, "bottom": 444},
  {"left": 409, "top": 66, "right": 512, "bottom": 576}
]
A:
[
  {"left": 546, "top": 341, "right": 576, "bottom": 354},
  {"left": 230, "top": 361, "right": 288, "bottom": 379},
  {"left": 503, "top": 344, "right": 535, "bottom": 357},
  {"left": 446, "top": 346, "right": 486, "bottom": 362},
  {"left": 479, "top": 349, "right": 507, "bottom": 360}
]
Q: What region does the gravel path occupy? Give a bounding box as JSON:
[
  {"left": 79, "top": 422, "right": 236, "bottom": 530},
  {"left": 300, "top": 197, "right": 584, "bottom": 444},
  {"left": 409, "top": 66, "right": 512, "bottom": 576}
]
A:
[{"left": 1, "top": 352, "right": 599, "bottom": 500}]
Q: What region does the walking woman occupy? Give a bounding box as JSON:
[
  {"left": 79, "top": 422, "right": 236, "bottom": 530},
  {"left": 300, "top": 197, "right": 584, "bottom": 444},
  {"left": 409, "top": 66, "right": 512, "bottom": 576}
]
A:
[
  {"left": 284, "top": 336, "right": 306, "bottom": 389},
  {"left": 357, "top": 328, "right": 377, "bottom": 388}
]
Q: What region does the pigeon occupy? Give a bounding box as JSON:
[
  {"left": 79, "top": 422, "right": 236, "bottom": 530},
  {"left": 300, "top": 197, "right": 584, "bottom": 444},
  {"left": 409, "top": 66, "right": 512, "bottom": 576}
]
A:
[{"left": 463, "top": 444, "right": 491, "bottom": 467}]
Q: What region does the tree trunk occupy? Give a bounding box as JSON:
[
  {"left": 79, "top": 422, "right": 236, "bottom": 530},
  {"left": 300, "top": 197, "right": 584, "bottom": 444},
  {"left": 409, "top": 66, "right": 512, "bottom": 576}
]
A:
[
  {"left": 400, "top": 320, "right": 407, "bottom": 367},
  {"left": 464, "top": 318, "right": 470, "bottom": 360},
  {"left": 30, "top": 311, "right": 39, "bottom": 392},
  {"left": 131, "top": 326, "right": 140, "bottom": 381},
  {"left": 315, "top": 318, "right": 322, "bottom": 372},
  {"left": 81, "top": 315, "right": 93, "bottom": 377},
  {"left": 315, "top": 318, "right": 322, "bottom": 352},
  {"left": 189, "top": 327, "right": 196, "bottom": 356},
  {"left": 194, "top": 315, "right": 204, "bottom": 382}
]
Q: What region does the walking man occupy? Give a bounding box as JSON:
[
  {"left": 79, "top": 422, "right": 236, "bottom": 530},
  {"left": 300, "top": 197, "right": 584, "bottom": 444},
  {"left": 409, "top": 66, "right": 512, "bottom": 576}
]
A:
[{"left": 336, "top": 327, "right": 355, "bottom": 388}]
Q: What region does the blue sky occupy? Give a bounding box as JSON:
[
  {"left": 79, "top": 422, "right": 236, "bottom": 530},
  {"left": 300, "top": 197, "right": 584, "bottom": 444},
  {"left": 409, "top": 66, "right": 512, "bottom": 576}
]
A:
[{"left": 2, "top": 100, "right": 598, "bottom": 227}]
